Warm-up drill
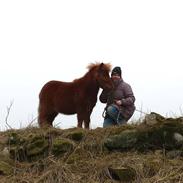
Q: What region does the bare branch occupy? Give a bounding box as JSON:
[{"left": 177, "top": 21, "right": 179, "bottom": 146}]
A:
[
  {"left": 5, "top": 101, "right": 13, "bottom": 129},
  {"left": 54, "top": 121, "right": 62, "bottom": 128},
  {"left": 27, "top": 116, "right": 38, "bottom": 128}
]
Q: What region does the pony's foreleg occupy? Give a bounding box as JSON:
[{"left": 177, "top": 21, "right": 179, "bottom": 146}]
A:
[
  {"left": 83, "top": 107, "right": 93, "bottom": 129},
  {"left": 77, "top": 113, "right": 84, "bottom": 128},
  {"left": 84, "top": 115, "right": 90, "bottom": 129}
]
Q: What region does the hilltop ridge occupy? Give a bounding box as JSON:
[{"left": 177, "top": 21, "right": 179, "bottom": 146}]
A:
[{"left": 1, "top": 113, "right": 183, "bottom": 183}]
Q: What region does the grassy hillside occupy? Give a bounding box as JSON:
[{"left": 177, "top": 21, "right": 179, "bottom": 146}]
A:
[{"left": 1, "top": 113, "right": 183, "bottom": 183}]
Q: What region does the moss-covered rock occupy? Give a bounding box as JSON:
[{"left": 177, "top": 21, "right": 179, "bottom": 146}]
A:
[
  {"left": 68, "top": 130, "right": 85, "bottom": 141},
  {"left": 9, "top": 134, "right": 49, "bottom": 161},
  {"left": 173, "top": 133, "right": 183, "bottom": 145},
  {"left": 144, "top": 112, "right": 165, "bottom": 126},
  {"left": 137, "top": 121, "right": 183, "bottom": 151},
  {"left": 104, "top": 130, "right": 138, "bottom": 150},
  {"left": 26, "top": 135, "right": 49, "bottom": 157},
  {"left": 108, "top": 166, "right": 136, "bottom": 182},
  {"left": 0, "top": 161, "right": 13, "bottom": 175},
  {"left": 104, "top": 119, "right": 183, "bottom": 152},
  {"left": 52, "top": 138, "right": 74, "bottom": 156}
]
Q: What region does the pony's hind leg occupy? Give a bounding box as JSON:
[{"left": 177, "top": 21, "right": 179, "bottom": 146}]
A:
[
  {"left": 38, "top": 105, "right": 58, "bottom": 127},
  {"left": 39, "top": 112, "right": 58, "bottom": 127}
]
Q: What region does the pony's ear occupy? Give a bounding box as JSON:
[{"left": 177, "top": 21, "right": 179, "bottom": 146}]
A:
[{"left": 99, "top": 63, "right": 104, "bottom": 70}]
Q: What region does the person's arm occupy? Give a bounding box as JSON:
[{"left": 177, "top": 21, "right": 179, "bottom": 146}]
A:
[{"left": 121, "top": 84, "right": 135, "bottom": 106}]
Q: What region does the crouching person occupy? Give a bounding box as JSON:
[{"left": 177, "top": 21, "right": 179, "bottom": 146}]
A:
[{"left": 99, "top": 66, "right": 136, "bottom": 127}]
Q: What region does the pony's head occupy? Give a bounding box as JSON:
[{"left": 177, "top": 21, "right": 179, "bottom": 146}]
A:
[{"left": 88, "top": 62, "right": 114, "bottom": 90}]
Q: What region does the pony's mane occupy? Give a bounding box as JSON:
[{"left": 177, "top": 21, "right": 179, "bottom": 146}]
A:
[
  {"left": 87, "top": 62, "right": 112, "bottom": 72},
  {"left": 73, "top": 62, "right": 111, "bottom": 83}
]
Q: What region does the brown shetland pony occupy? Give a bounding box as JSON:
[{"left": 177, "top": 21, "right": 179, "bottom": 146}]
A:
[{"left": 38, "top": 63, "right": 113, "bottom": 129}]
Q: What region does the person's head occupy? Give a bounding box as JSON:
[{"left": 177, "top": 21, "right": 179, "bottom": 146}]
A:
[{"left": 111, "top": 66, "right": 121, "bottom": 81}]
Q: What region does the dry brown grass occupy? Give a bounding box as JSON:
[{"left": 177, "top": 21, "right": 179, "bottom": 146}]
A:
[{"left": 1, "top": 114, "right": 183, "bottom": 183}]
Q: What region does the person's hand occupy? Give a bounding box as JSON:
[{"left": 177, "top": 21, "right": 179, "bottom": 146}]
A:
[{"left": 115, "top": 100, "right": 122, "bottom": 106}]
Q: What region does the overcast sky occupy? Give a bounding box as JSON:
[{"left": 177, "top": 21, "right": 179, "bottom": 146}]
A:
[{"left": 0, "top": 1, "right": 183, "bottom": 130}]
